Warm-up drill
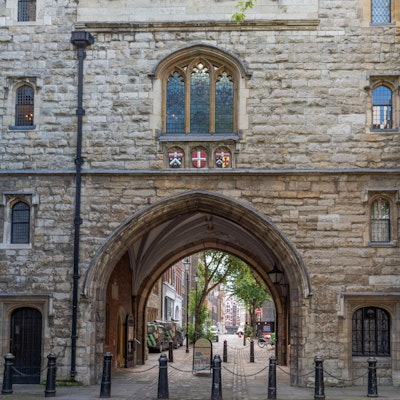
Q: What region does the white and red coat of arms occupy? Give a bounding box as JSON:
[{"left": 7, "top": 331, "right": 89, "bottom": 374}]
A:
[
  {"left": 168, "top": 151, "right": 183, "bottom": 168},
  {"left": 191, "top": 150, "right": 207, "bottom": 168}
]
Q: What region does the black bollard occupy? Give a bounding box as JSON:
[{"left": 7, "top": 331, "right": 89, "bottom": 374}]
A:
[
  {"left": 314, "top": 356, "right": 325, "bottom": 400},
  {"left": 250, "top": 339, "right": 254, "bottom": 363},
  {"left": 168, "top": 340, "right": 174, "bottom": 363},
  {"left": 267, "top": 355, "right": 277, "bottom": 400},
  {"left": 2, "top": 353, "right": 15, "bottom": 395},
  {"left": 367, "top": 357, "right": 378, "bottom": 398},
  {"left": 100, "top": 352, "right": 113, "bottom": 398},
  {"left": 186, "top": 332, "right": 189, "bottom": 353},
  {"left": 158, "top": 353, "right": 169, "bottom": 399},
  {"left": 211, "top": 355, "right": 222, "bottom": 400},
  {"left": 44, "top": 352, "right": 57, "bottom": 397},
  {"left": 223, "top": 340, "right": 227, "bottom": 363},
  {"left": 243, "top": 333, "right": 246, "bottom": 346}
]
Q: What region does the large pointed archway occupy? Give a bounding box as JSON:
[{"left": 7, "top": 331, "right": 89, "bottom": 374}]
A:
[{"left": 82, "top": 190, "right": 312, "bottom": 384}]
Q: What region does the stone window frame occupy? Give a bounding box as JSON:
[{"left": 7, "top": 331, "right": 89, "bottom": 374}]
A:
[
  {"left": 340, "top": 293, "right": 399, "bottom": 379},
  {"left": 17, "top": 0, "right": 36, "bottom": 22},
  {"left": 359, "top": 0, "right": 398, "bottom": 26},
  {"left": 0, "top": 191, "right": 39, "bottom": 250},
  {"left": 5, "top": 76, "right": 41, "bottom": 131},
  {"left": 363, "top": 189, "right": 399, "bottom": 247},
  {"left": 365, "top": 76, "right": 399, "bottom": 133},
  {"left": 5, "top": 0, "right": 44, "bottom": 25}
]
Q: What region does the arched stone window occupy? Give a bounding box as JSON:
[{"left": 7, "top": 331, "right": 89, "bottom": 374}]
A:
[
  {"left": 15, "top": 85, "right": 34, "bottom": 126},
  {"left": 371, "top": 0, "right": 391, "bottom": 25},
  {"left": 11, "top": 201, "right": 30, "bottom": 244},
  {"left": 370, "top": 197, "right": 391, "bottom": 242},
  {"left": 352, "top": 307, "right": 390, "bottom": 356},
  {"left": 151, "top": 44, "right": 251, "bottom": 139},
  {"left": 372, "top": 85, "right": 392, "bottom": 129}
]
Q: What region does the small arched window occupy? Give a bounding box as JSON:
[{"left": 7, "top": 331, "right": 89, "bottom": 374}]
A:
[
  {"left": 165, "top": 58, "right": 235, "bottom": 134},
  {"left": 370, "top": 197, "right": 390, "bottom": 242},
  {"left": 11, "top": 201, "right": 30, "bottom": 244},
  {"left": 371, "top": 0, "right": 391, "bottom": 25},
  {"left": 15, "top": 85, "right": 34, "bottom": 126},
  {"left": 18, "top": 0, "right": 36, "bottom": 22},
  {"left": 352, "top": 307, "right": 390, "bottom": 356},
  {"left": 372, "top": 85, "right": 392, "bottom": 129}
]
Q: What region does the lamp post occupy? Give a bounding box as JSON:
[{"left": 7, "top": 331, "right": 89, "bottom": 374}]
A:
[
  {"left": 183, "top": 258, "right": 190, "bottom": 353},
  {"left": 194, "top": 272, "right": 199, "bottom": 342}
]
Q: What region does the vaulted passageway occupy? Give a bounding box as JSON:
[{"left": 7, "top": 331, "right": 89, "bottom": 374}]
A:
[{"left": 83, "top": 190, "right": 312, "bottom": 384}]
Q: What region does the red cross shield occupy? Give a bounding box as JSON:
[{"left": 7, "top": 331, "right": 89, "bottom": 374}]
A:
[{"left": 191, "top": 150, "right": 207, "bottom": 168}]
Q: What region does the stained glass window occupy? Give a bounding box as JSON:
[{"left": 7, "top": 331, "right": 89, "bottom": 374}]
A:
[
  {"left": 371, "top": 0, "right": 391, "bottom": 25},
  {"left": 166, "top": 72, "right": 185, "bottom": 133},
  {"left": 370, "top": 197, "right": 390, "bottom": 242},
  {"left": 164, "top": 56, "right": 236, "bottom": 134},
  {"left": 190, "top": 63, "right": 210, "bottom": 133},
  {"left": 15, "top": 85, "right": 34, "bottom": 126},
  {"left": 372, "top": 85, "right": 392, "bottom": 129},
  {"left": 352, "top": 307, "right": 390, "bottom": 356},
  {"left": 216, "top": 72, "right": 234, "bottom": 133},
  {"left": 11, "top": 202, "right": 30, "bottom": 244}
]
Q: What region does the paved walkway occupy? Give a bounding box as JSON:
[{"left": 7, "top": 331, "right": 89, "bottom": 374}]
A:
[{"left": 1, "top": 335, "right": 399, "bottom": 399}]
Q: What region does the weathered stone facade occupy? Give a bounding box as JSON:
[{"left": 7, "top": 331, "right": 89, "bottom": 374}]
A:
[{"left": 0, "top": 0, "right": 399, "bottom": 388}]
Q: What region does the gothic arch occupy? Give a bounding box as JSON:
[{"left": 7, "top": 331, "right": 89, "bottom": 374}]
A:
[{"left": 82, "top": 190, "right": 312, "bottom": 383}]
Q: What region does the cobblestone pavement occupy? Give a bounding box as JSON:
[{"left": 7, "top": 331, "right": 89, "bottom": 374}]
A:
[{"left": 1, "top": 334, "right": 399, "bottom": 399}]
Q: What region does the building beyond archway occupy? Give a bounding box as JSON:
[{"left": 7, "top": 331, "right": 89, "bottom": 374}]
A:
[{"left": 83, "top": 190, "right": 312, "bottom": 384}]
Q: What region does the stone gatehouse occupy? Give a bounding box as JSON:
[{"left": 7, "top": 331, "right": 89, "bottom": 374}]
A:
[{"left": 0, "top": 0, "right": 399, "bottom": 388}]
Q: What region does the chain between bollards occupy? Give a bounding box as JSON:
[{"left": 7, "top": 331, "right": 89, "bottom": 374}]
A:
[
  {"left": 158, "top": 353, "right": 169, "bottom": 399},
  {"left": 100, "top": 352, "right": 113, "bottom": 398},
  {"left": 314, "top": 356, "right": 325, "bottom": 400},
  {"left": 211, "top": 354, "right": 222, "bottom": 400},
  {"left": 44, "top": 352, "right": 57, "bottom": 397},
  {"left": 2, "top": 353, "right": 15, "bottom": 395},
  {"left": 267, "top": 355, "right": 277, "bottom": 399}
]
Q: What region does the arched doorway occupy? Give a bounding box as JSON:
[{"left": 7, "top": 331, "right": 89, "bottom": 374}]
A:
[
  {"left": 10, "top": 307, "right": 42, "bottom": 384},
  {"left": 83, "top": 190, "right": 312, "bottom": 384}
]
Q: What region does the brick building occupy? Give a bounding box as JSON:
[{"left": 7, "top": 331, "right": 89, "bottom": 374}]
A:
[{"left": 0, "top": 0, "right": 399, "bottom": 388}]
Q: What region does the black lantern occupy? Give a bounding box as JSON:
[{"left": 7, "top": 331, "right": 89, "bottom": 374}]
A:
[{"left": 267, "top": 264, "right": 284, "bottom": 284}]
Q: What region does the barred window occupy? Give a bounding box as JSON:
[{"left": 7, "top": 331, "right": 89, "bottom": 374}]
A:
[
  {"left": 372, "top": 85, "right": 392, "bottom": 129},
  {"left": 352, "top": 307, "right": 390, "bottom": 356},
  {"left": 370, "top": 197, "right": 390, "bottom": 242},
  {"left": 165, "top": 57, "right": 236, "bottom": 134},
  {"left": 371, "top": 0, "right": 391, "bottom": 24},
  {"left": 11, "top": 202, "right": 30, "bottom": 244},
  {"left": 15, "top": 85, "right": 34, "bottom": 126},
  {"left": 18, "top": 0, "right": 36, "bottom": 22}
]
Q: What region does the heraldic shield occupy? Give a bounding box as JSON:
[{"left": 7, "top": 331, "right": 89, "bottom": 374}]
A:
[
  {"left": 215, "top": 150, "right": 230, "bottom": 168},
  {"left": 169, "top": 151, "right": 183, "bottom": 168},
  {"left": 192, "top": 150, "right": 207, "bottom": 168}
]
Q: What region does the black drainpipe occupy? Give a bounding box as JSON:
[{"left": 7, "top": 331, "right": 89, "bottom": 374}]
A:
[{"left": 70, "top": 30, "right": 94, "bottom": 380}]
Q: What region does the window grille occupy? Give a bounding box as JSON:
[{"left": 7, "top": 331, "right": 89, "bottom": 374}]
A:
[
  {"left": 18, "top": 0, "right": 36, "bottom": 22},
  {"left": 352, "top": 307, "right": 390, "bottom": 356},
  {"left": 371, "top": 0, "right": 391, "bottom": 24},
  {"left": 372, "top": 85, "right": 392, "bottom": 129},
  {"left": 11, "top": 202, "right": 30, "bottom": 244},
  {"left": 370, "top": 197, "right": 390, "bottom": 242},
  {"left": 15, "top": 85, "right": 34, "bottom": 126}
]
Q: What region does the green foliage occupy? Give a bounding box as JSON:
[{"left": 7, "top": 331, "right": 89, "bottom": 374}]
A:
[{"left": 232, "top": 0, "right": 257, "bottom": 23}]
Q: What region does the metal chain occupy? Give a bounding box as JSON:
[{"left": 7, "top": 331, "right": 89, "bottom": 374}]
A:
[
  {"left": 11, "top": 364, "right": 56, "bottom": 378},
  {"left": 128, "top": 364, "right": 158, "bottom": 374},
  {"left": 324, "top": 368, "right": 369, "bottom": 382},
  {"left": 168, "top": 364, "right": 195, "bottom": 374},
  {"left": 222, "top": 364, "right": 268, "bottom": 378}
]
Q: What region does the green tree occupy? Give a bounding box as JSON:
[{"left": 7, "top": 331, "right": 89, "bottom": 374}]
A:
[
  {"left": 191, "top": 251, "right": 243, "bottom": 340},
  {"left": 225, "top": 264, "right": 271, "bottom": 337},
  {"left": 232, "top": 0, "right": 257, "bottom": 23}
]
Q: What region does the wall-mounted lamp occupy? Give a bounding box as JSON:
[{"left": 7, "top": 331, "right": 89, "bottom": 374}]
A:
[{"left": 267, "top": 263, "right": 284, "bottom": 285}]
